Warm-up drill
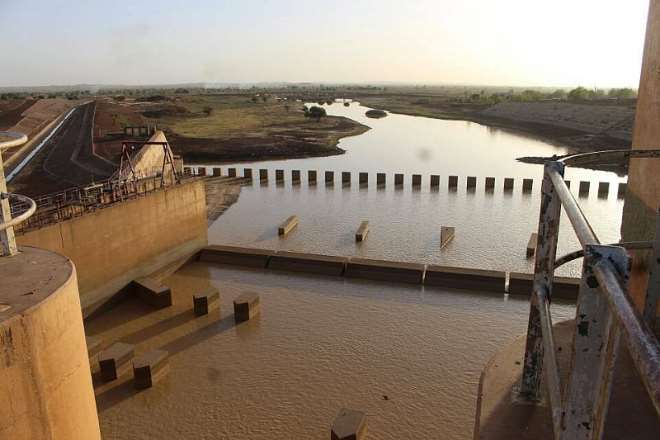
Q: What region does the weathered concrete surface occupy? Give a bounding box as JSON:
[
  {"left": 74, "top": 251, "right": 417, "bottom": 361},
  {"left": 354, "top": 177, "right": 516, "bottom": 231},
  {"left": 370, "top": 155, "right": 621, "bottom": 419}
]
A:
[
  {"left": 17, "top": 179, "right": 208, "bottom": 315},
  {"left": 474, "top": 321, "right": 659, "bottom": 439},
  {"left": 268, "top": 251, "right": 347, "bottom": 276},
  {"left": 204, "top": 176, "right": 243, "bottom": 225},
  {"left": 345, "top": 257, "right": 425, "bottom": 284},
  {"left": 425, "top": 265, "right": 505, "bottom": 293},
  {"left": 0, "top": 247, "right": 100, "bottom": 439},
  {"left": 622, "top": 0, "right": 660, "bottom": 316},
  {"left": 199, "top": 245, "right": 275, "bottom": 268}
]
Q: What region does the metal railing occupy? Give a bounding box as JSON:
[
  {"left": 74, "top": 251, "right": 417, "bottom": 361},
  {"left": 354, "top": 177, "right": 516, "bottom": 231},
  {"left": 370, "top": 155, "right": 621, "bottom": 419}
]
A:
[{"left": 519, "top": 153, "right": 660, "bottom": 440}]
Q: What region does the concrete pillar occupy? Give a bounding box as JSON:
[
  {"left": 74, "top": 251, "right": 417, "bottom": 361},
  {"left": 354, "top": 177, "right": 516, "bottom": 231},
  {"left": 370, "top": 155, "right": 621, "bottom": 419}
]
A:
[
  {"left": 522, "top": 178, "right": 533, "bottom": 193},
  {"left": 377, "top": 173, "right": 386, "bottom": 186},
  {"left": 212, "top": 167, "right": 221, "bottom": 177},
  {"left": 412, "top": 174, "right": 422, "bottom": 187},
  {"left": 292, "top": 170, "right": 301, "bottom": 184},
  {"left": 308, "top": 170, "right": 317, "bottom": 185},
  {"left": 394, "top": 173, "right": 404, "bottom": 187},
  {"left": 325, "top": 171, "right": 334, "bottom": 185},
  {"left": 485, "top": 177, "right": 495, "bottom": 191},
  {"left": 527, "top": 232, "right": 538, "bottom": 258},
  {"left": 448, "top": 175, "right": 458, "bottom": 189},
  {"left": 503, "top": 178, "right": 514, "bottom": 191},
  {"left": 618, "top": 182, "right": 627, "bottom": 199},
  {"left": 276, "top": 169, "right": 284, "bottom": 183},
  {"left": 359, "top": 172, "right": 368, "bottom": 186},
  {"left": 579, "top": 181, "right": 590, "bottom": 197},
  {"left": 430, "top": 175, "right": 440, "bottom": 188},
  {"left": 228, "top": 168, "right": 236, "bottom": 177},
  {"left": 259, "top": 169, "right": 268, "bottom": 181},
  {"left": 466, "top": 176, "right": 477, "bottom": 190},
  {"left": 342, "top": 172, "right": 351, "bottom": 186},
  {"left": 244, "top": 168, "right": 252, "bottom": 179},
  {"left": 598, "top": 181, "right": 610, "bottom": 198},
  {"left": 233, "top": 292, "right": 261, "bottom": 323}
]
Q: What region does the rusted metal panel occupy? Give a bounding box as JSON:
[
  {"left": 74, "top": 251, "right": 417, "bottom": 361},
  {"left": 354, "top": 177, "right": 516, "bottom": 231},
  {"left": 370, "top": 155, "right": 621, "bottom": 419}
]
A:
[{"left": 520, "top": 161, "right": 564, "bottom": 402}]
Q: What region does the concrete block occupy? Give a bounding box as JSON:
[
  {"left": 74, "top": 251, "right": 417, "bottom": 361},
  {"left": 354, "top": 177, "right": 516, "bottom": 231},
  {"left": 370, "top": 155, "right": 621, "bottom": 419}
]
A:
[
  {"left": 345, "top": 257, "right": 425, "bottom": 284},
  {"left": 412, "top": 174, "right": 422, "bottom": 187},
  {"left": 212, "top": 167, "right": 221, "bottom": 177},
  {"left": 598, "top": 181, "right": 610, "bottom": 198},
  {"left": 526, "top": 232, "right": 538, "bottom": 258},
  {"left": 99, "top": 342, "right": 135, "bottom": 382},
  {"left": 228, "top": 168, "right": 237, "bottom": 177},
  {"left": 86, "top": 335, "right": 103, "bottom": 362},
  {"left": 234, "top": 292, "right": 261, "bottom": 323},
  {"left": 578, "top": 181, "right": 590, "bottom": 197},
  {"left": 376, "top": 173, "right": 386, "bottom": 186},
  {"left": 199, "top": 245, "right": 275, "bottom": 268},
  {"left": 503, "top": 178, "right": 514, "bottom": 191},
  {"left": 193, "top": 287, "right": 220, "bottom": 316},
  {"left": 440, "top": 226, "right": 455, "bottom": 249},
  {"left": 448, "top": 175, "right": 458, "bottom": 189},
  {"left": 133, "top": 349, "right": 169, "bottom": 389},
  {"left": 485, "top": 177, "right": 495, "bottom": 190},
  {"left": 325, "top": 171, "right": 334, "bottom": 185},
  {"left": 133, "top": 278, "right": 172, "bottom": 308},
  {"left": 394, "top": 173, "right": 404, "bottom": 186},
  {"left": 430, "top": 175, "right": 440, "bottom": 188},
  {"left": 522, "top": 178, "right": 533, "bottom": 193},
  {"left": 508, "top": 272, "right": 533, "bottom": 296},
  {"left": 278, "top": 215, "right": 299, "bottom": 236},
  {"left": 268, "top": 251, "right": 347, "bottom": 276},
  {"left": 342, "top": 171, "right": 351, "bottom": 186},
  {"left": 331, "top": 408, "right": 367, "bottom": 440},
  {"left": 259, "top": 169, "right": 268, "bottom": 181},
  {"left": 276, "top": 169, "right": 285, "bottom": 182},
  {"left": 425, "top": 266, "right": 505, "bottom": 292},
  {"left": 244, "top": 168, "right": 253, "bottom": 179},
  {"left": 308, "top": 170, "right": 317, "bottom": 185},
  {"left": 355, "top": 221, "right": 369, "bottom": 242},
  {"left": 359, "top": 172, "right": 368, "bottom": 186},
  {"left": 198, "top": 167, "right": 207, "bottom": 176},
  {"left": 466, "top": 176, "right": 477, "bottom": 190},
  {"left": 617, "top": 182, "right": 627, "bottom": 199},
  {"left": 292, "top": 170, "right": 301, "bottom": 184}
]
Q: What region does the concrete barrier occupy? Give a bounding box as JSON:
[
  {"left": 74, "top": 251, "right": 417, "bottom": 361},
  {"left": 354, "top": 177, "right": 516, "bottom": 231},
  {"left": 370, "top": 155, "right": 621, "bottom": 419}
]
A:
[
  {"left": 440, "top": 226, "right": 455, "bottom": 249},
  {"left": 259, "top": 169, "right": 268, "bottom": 181},
  {"left": 579, "top": 181, "right": 590, "bottom": 197},
  {"left": 244, "top": 168, "right": 253, "bottom": 179},
  {"left": 234, "top": 292, "right": 260, "bottom": 323},
  {"left": 430, "top": 175, "right": 440, "bottom": 188},
  {"left": 193, "top": 286, "right": 220, "bottom": 316},
  {"left": 345, "top": 257, "right": 425, "bottom": 284},
  {"left": 342, "top": 171, "right": 351, "bottom": 186},
  {"left": 395, "top": 173, "right": 404, "bottom": 186},
  {"left": 212, "top": 167, "right": 221, "bottom": 177},
  {"left": 508, "top": 272, "right": 533, "bottom": 296},
  {"left": 377, "top": 173, "right": 386, "bottom": 186},
  {"left": 509, "top": 272, "right": 579, "bottom": 299},
  {"left": 276, "top": 169, "right": 284, "bottom": 183},
  {"left": 325, "top": 171, "right": 334, "bottom": 185},
  {"left": 425, "top": 266, "right": 505, "bottom": 292},
  {"left": 598, "top": 181, "right": 610, "bottom": 198},
  {"left": 133, "top": 349, "right": 169, "bottom": 389},
  {"left": 228, "top": 168, "right": 237, "bottom": 177},
  {"left": 618, "top": 182, "right": 627, "bottom": 199},
  {"left": 268, "top": 251, "right": 347, "bottom": 276},
  {"left": 412, "top": 174, "right": 422, "bottom": 187},
  {"left": 522, "top": 178, "right": 533, "bottom": 193},
  {"left": 99, "top": 342, "right": 135, "bottom": 382},
  {"left": 526, "top": 232, "right": 538, "bottom": 258},
  {"left": 308, "top": 170, "right": 317, "bottom": 185},
  {"left": 448, "top": 175, "right": 458, "bottom": 189},
  {"left": 485, "top": 177, "right": 495, "bottom": 191},
  {"left": 359, "top": 172, "right": 368, "bottom": 186},
  {"left": 331, "top": 408, "right": 367, "bottom": 440},
  {"left": 356, "top": 221, "right": 369, "bottom": 242},
  {"left": 292, "top": 170, "right": 301, "bottom": 184},
  {"left": 132, "top": 277, "right": 172, "bottom": 308},
  {"left": 503, "top": 178, "right": 514, "bottom": 191},
  {"left": 199, "top": 245, "right": 275, "bottom": 268},
  {"left": 278, "top": 215, "right": 299, "bottom": 236},
  {"left": 467, "top": 176, "right": 477, "bottom": 190}
]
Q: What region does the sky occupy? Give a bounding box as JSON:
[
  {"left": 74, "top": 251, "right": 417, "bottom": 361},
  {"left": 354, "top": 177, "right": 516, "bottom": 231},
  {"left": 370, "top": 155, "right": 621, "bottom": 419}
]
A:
[{"left": 0, "top": 0, "right": 650, "bottom": 88}]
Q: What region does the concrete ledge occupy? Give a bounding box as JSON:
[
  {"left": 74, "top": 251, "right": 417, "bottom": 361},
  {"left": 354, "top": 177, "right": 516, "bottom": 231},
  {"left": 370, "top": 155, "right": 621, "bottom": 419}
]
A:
[
  {"left": 508, "top": 273, "right": 580, "bottom": 300},
  {"left": 193, "top": 287, "right": 220, "bottom": 316},
  {"left": 199, "top": 245, "right": 275, "bottom": 268},
  {"left": 425, "top": 265, "right": 505, "bottom": 292},
  {"left": 133, "top": 349, "right": 169, "bottom": 389},
  {"left": 132, "top": 277, "right": 172, "bottom": 308},
  {"left": 234, "top": 292, "right": 261, "bottom": 323},
  {"left": 507, "top": 272, "right": 533, "bottom": 296},
  {"left": 268, "top": 251, "right": 347, "bottom": 276},
  {"left": 345, "top": 257, "right": 425, "bottom": 284},
  {"left": 332, "top": 408, "right": 367, "bottom": 440},
  {"left": 99, "top": 342, "right": 135, "bottom": 382}
]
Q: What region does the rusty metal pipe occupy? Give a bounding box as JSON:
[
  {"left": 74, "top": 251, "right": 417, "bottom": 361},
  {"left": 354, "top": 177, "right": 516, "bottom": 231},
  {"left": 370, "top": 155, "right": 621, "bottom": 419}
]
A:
[{"left": 555, "top": 241, "right": 653, "bottom": 268}]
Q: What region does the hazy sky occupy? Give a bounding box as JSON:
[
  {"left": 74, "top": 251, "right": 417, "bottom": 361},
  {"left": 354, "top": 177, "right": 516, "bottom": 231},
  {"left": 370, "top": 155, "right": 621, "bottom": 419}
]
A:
[{"left": 0, "top": 0, "right": 650, "bottom": 88}]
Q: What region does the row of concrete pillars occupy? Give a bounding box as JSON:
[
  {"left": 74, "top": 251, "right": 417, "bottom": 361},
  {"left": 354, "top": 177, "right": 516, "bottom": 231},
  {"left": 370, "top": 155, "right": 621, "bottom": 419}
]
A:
[{"left": 185, "top": 167, "right": 627, "bottom": 199}]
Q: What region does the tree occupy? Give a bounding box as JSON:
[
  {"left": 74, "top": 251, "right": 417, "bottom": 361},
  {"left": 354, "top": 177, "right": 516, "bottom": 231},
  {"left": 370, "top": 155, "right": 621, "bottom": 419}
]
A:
[
  {"left": 305, "top": 106, "right": 326, "bottom": 121},
  {"left": 608, "top": 88, "right": 636, "bottom": 99},
  {"left": 568, "top": 86, "right": 591, "bottom": 101}
]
